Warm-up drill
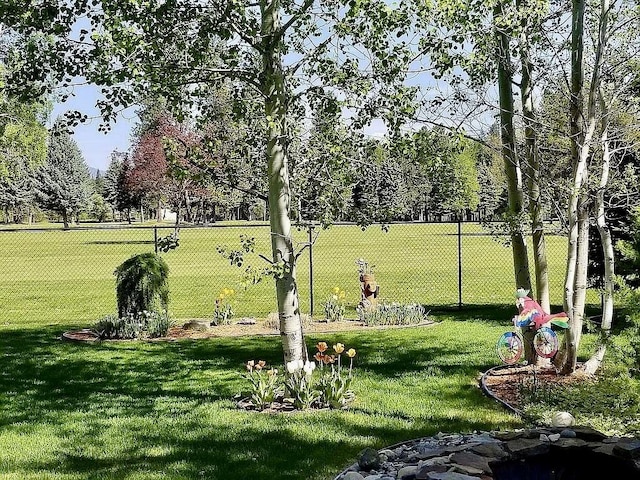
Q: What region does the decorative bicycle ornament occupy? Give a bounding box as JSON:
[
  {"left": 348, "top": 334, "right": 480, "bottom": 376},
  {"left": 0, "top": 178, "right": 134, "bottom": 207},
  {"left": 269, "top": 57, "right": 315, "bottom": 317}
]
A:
[{"left": 496, "top": 289, "right": 569, "bottom": 365}]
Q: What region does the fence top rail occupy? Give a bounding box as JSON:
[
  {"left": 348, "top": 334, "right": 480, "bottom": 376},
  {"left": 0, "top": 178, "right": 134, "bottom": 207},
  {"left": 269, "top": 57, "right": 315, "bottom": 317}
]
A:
[{"left": 0, "top": 218, "right": 564, "bottom": 233}]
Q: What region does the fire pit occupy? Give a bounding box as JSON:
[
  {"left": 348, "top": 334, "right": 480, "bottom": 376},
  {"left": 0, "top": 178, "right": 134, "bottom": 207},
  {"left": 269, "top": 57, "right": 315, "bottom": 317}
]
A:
[{"left": 334, "top": 427, "right": 640, "bottom": 480}]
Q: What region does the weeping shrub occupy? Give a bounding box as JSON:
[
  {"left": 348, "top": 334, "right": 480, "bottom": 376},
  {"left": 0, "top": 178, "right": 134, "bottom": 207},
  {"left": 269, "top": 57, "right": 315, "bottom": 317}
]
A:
[{"left": 114, "top": 252, "right": 170, "bottom": 318}]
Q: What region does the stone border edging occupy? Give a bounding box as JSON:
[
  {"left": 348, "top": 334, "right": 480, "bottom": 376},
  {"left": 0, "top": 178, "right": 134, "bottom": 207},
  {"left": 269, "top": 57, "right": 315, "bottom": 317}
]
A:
[
  {"left": 333, "top": 428, "right": 640, "bottom": 480},
  {"left": 479, "top": 364, "right": 524, "bottom": 417}
]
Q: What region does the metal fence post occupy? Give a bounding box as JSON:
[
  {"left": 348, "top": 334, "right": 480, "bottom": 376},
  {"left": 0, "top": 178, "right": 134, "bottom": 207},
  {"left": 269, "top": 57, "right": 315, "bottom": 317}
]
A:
[
  {"left": 154, "top": 226, "right": 158, "bottom": 254},
  {"left": 458, "top": 219, "right": 462, "bottom": 309},
  {"left": 308, "top": 224, "right": 314, "bottom": 316}
]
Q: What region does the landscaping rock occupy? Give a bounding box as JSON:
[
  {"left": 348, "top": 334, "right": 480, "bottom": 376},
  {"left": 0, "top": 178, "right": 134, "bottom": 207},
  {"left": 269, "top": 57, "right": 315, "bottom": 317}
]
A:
[
  {"left": 358, "top": 448, "right": 381, "bottom": 471},
  {"left": 333, "top": 428, "right": 640, "bottom": 480}
]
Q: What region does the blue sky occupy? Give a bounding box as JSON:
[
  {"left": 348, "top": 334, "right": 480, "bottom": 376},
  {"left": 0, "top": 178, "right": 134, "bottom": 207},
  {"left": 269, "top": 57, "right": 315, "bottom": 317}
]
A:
[{"left": 52, "top": 84, "right": 136, "bottom": 172}]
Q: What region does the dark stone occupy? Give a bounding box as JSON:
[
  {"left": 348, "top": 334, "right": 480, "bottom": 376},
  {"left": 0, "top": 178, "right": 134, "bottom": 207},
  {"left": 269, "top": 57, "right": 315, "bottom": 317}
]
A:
[
  {"left": 415, "top": 464, "right": 448, "bottom": 479},
  {"left": 505, "top": 438, "right": 550, "bottom": 457},
  {"left": 613, "top": 440, "right": 640, "bottom": 459},
  {"left": 449, "top": 451, "right": 493, "bottom": 474},
  {"left": 570, "top": 426, "right": 608, "bottom": 441},
  {"left": 551, "top": 438, "right": 588, "bottom": 449},
  {"left": 411, "top": 447, "right": 448, "bottom": 460},
  {"left": 559, "top": 429, "right": 577, "bottom": 438},
  {"left": 492, "top": 431, "right": 523, "bottom": 441},
  {"left": 358, "top": 447, "right": 381, "bottom": 471},
  {"left": 471, "top": 443, "right": 508, "bottom": 459},
  {"left": 182, "top": 320, "right": 210, "bottom": 331},
  {"left": 592, "top": 443, "right": 616, "bottom": 455}
]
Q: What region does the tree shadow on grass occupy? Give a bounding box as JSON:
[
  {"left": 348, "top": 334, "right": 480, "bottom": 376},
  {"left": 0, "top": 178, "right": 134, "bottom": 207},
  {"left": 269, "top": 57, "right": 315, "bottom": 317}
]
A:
[{"left": 0, "top": 325, "right": 519, "bottom": 480}]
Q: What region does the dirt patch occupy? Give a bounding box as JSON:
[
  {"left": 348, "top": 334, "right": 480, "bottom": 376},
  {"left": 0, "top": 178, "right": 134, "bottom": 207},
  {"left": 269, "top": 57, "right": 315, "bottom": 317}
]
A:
[
  {"left": 482, "top": 364, "right": 593, "bottom": 412},
  {"left": 62, "top": 319, "right": 436, "bottom": 343}
]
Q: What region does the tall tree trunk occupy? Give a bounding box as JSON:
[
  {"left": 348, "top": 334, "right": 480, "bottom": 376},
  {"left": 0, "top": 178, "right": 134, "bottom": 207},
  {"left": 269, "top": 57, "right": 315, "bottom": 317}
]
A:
[
  {"left": 156, "top": 198, "right": 162, "bottom": 222},
  {"left": 562, "top": 0, "right": 609, "bottom": 374},
  {"left": 584, "top": 96, "right": 613, "bottom": 374},
  {"left": 562, "top": 0, "right": 585, "bottom": 374},
  {"left": 517, "top": 0, "right": 550, "bottom": 313},
  {"left": 62, "top": 209, "right": 70, "bottom": 229},
  {"left": 583, "top": 0, "right": 613, "bottom": 372},
  {"left": 494, "top": 2, "right": 532, "bottom": 292},
  {"left": 261, "top": 0, "right": 306, "bottom": 364}
]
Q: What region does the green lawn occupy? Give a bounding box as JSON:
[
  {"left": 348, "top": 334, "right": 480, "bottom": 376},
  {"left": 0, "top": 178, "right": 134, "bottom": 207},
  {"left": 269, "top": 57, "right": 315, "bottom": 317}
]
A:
[
  {"left": 0, "top": 222, "right": 584, "bottom": 329},
  {"left": 0, "top": 311, "right": 523, "bottom": 480},
  {"left": 0, "top": 222, "right": 634, "bottom": 479}
]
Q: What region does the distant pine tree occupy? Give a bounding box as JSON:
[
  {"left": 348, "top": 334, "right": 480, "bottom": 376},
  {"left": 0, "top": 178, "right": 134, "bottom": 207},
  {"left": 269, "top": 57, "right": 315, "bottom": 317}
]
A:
[{"left": 34, "top": 119, "right": 92, "bottom": 228}]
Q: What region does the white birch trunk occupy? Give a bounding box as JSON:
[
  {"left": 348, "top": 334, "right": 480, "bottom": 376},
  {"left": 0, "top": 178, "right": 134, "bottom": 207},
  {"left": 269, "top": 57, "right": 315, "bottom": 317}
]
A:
[
  {"left": 562, "top": 0, "right": 610, "bottom": 373},
  {"left": 261, "top": 0, "right": 306, "bottom": 364},
  {"left": 583, "top": 91, "right": 614, "bottom": 375}
]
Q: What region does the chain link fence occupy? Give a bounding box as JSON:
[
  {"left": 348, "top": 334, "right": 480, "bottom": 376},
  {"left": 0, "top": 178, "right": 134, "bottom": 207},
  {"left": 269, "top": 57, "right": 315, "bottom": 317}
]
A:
[{"left": 0, "top": 222, "right": 573, "bottom": 328}]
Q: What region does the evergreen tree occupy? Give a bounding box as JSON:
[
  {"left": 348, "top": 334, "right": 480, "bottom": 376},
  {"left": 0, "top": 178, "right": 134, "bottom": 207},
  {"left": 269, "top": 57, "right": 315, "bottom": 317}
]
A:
[{"left": 34, "top": 120, "right": 92, "bottom": 228}]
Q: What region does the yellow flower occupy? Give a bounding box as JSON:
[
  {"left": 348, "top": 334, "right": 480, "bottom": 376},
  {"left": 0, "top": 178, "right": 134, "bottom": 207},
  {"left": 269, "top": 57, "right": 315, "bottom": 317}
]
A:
[
  {"left": 333, "top": 343, "right": 345, "bottom": 354},
  {"left": 332, "top": 286, "right": 340, "bottom": 294},
  {"left": 229, "top": 288, "right": 235, "bottom": 295},
  {"left": 347, "top": 348, "right": 356, "bottom": 358},
  {"left": 338, "top": 290, "right": 346, "bottom": 300},
  {"left": 316, "top": 342, "right": 328, "bottom": 353}
]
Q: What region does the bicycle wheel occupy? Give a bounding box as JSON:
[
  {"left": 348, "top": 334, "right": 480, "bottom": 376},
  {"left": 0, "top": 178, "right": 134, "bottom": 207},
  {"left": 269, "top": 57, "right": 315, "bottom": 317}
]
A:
[
  {"left": 496, "top": 332, "right": 524, "bottom": 364},
  {"left": 533, "top": 327, "right": 558, "bottom": 358}
]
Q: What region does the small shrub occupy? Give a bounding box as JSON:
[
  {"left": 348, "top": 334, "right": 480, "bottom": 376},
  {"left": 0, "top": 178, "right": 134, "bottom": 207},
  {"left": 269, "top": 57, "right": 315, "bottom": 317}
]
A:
[
  {"left": 156, "top": 233, "right": 179, "bottom": 252},
  {"left": 114, "top": 252, "right": 169, "bottom": 318},
  {"left": 94, "top": 310, "right": 172, "bottom": 339},
  {"left": 143, "top": 310, "right": 172, "bottom": 337},
  {"left": 357, "top": 301, "right": 428, "bottom": 326},
  {"left": 94, "top": 314, "right": 126, "bottom": 339}
]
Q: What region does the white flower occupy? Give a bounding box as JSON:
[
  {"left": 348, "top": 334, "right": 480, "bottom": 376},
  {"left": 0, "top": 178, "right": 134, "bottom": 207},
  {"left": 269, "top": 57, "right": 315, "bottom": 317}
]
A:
[
  {"left": 303, "top": 360, "right": 316, "bottom": 375},
  {"left": 286, "top": 360, "right": 298, "bottom": 374}
]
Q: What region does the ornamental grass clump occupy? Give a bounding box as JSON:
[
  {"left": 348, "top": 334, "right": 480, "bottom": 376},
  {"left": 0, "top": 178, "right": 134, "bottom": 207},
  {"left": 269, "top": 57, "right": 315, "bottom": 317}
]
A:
[
  {"left": 323, "top": 287, "right": 346, "bottom": 322},
  {"left": 357, "top": 301, "right": 428, "bottom": 326},
  {"left": 94, "top": 310, "right": 172, "bottom": 339}
]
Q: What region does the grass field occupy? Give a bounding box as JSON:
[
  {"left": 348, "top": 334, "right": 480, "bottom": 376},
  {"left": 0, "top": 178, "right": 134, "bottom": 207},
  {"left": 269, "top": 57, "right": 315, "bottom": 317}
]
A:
[
  {"left": 0, "top": 222, "right": 633, "bottom": 479},
  {"left": 0, "top": 222, "right": 587, "bottom": 330},
  {"left": 0, "top": 311, "right": 524, "bottom": 480}
]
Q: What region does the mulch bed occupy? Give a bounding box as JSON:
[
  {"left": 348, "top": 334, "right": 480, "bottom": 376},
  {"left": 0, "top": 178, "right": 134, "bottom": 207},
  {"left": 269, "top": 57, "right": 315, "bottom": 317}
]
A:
[
  {"left": 61, "top": 319, "right": 436, "bottom": 342},
  {"left": 482, "top": 364, "right": 593, "bottom": 413}
]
